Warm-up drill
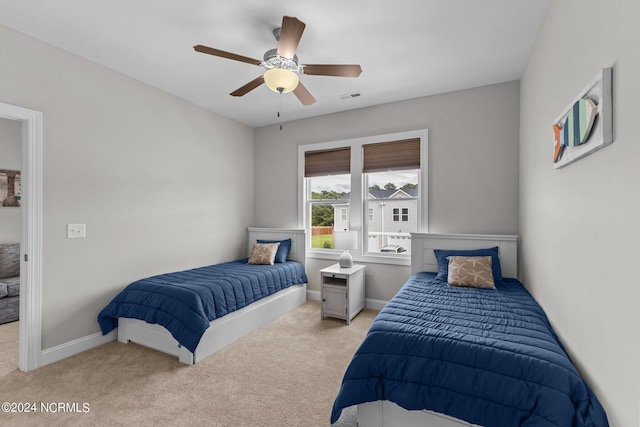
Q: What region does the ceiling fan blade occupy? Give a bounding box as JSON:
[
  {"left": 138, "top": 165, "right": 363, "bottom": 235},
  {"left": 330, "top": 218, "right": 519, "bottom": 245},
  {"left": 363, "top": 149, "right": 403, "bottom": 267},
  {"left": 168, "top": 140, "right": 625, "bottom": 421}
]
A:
[
  {"left": 293, "top": 82, "right": 316, "bottom": 106},
  {"left": 277, "top": 16, "right": 306, "bottom": 59},
  {"left": 193, "top": 45, "right": 262, "bottom": 66},
  {"left": 230, "top": 76, "right": 265, "bottom": 97},
  {"left": 302, "top": 64, "right": 362, "bottom": 78}
]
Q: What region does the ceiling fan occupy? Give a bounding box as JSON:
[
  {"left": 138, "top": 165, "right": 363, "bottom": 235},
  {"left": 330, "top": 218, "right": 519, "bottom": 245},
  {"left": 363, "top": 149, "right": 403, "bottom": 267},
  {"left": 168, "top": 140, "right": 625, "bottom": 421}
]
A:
[{"left": 194, "top": 16, "right": 362, "bottom": 106}]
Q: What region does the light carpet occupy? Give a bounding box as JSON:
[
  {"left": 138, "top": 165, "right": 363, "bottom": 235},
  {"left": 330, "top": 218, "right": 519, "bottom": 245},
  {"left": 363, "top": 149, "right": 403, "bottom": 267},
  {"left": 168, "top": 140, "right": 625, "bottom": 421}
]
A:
[
  {"left": 0, "top": 301, "right": 375, "bottom": 426},
  {"left": 0, "top": 320, "right": 19, "bottom": 377}
]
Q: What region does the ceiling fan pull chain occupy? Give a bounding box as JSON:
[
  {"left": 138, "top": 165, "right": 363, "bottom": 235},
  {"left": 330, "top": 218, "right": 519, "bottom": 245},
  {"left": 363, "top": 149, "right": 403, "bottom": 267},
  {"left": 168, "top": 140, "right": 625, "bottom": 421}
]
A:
[{"left": 278, "top": 89, "right": 283, "bottom": 131}]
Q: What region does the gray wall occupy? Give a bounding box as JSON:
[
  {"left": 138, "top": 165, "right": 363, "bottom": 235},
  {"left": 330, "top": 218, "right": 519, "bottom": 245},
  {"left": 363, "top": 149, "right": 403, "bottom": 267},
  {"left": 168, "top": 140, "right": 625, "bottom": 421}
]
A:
[
  {"left": 519, "top": 0, "right": 640, "bottom": 425},
  {"left": 254, "top": 81, "right": 520, "bottom": 301},
  {"left": 0, "top": 117, "right": 21, "bottom": 242},
  {"left": 0, "top": 25, "right": 255, "bottom": 350}
]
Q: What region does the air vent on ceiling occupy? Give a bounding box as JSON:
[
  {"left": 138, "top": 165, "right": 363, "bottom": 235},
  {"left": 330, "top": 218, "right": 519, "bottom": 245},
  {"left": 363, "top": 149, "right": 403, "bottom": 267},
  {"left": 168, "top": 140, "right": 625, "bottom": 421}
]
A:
[{"left": 339, "top": 91, "right": 363, "bottom": 100}]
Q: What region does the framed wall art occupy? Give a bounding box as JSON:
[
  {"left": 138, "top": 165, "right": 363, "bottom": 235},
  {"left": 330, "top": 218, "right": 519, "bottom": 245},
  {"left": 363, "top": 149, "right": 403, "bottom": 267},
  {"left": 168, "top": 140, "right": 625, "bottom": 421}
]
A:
[
  {"left": 0, "top": 169, "right": 21, "bottom": 207},
  {"left": 552, "top": 67, "right": 613, "bottom": 169}
]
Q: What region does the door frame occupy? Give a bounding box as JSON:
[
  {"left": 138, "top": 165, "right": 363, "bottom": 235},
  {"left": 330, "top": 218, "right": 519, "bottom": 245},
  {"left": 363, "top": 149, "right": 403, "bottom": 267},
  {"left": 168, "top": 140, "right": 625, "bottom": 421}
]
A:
[{"left": 0, "top": 102, "right": 42, "bottom": 371}]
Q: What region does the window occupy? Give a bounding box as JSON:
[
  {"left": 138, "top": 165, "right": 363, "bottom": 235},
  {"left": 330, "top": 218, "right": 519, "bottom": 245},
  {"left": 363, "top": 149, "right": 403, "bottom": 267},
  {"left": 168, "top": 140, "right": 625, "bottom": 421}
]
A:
[
  {"left": 307, "top": 174, "right": 350, "bottom": 249},
  {"left": 392, "top": 207, "right": 410, "bottom": 222},
  {"left": 303, "top": 148, "right": 351, "bottom": 250},
  {"left": 366, "top": 172, "right": 418, "bottom": 253},
  {"left": 299, "top": 130, "right": 427, "bottom": 263}
]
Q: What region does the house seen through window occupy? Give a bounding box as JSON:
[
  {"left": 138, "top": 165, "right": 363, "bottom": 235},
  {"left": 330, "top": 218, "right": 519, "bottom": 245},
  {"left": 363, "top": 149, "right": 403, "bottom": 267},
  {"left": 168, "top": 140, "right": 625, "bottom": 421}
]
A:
[{"left": 365, "top": 171, "right": 418, "bottom": 253}]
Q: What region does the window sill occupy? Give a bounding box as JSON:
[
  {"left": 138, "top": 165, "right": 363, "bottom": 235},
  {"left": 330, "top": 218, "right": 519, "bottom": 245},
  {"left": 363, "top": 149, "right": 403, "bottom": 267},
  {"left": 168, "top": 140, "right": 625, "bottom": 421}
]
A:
[{"left": 307, "top": 250, "right": 411, "bottom": 267}]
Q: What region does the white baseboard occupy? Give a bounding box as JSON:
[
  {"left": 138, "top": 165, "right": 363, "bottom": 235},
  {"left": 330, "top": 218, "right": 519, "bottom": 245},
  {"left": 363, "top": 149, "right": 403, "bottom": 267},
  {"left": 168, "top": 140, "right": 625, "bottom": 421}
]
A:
[
  {"left": 307, "top": 289, "right": 321, "bottom": 301},
  {"left": 40, "top": 330, "right": 116, "bottom": 367},
  {"left": 364, "top": 298, "right": 387, "bottom": 311},
  {"left": 307, "top": 290, "right": 387, "bottom": 311}
]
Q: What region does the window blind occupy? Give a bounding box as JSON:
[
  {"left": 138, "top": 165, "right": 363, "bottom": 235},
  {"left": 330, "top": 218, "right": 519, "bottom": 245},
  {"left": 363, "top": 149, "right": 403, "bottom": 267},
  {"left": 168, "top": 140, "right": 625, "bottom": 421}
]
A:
[
  {"left": 304, "top": 147, "right": 351, "bottom": 177},
  {"left": 362, "top": 138, "right": 420, "bottom": 173}
]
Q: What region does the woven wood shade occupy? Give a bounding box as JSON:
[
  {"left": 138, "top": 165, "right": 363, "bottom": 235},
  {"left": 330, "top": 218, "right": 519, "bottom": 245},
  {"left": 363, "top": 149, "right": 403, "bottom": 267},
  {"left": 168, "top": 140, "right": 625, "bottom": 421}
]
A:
[
  {"left": 362, "top": 138, "right": 420, "bottom": 173},
  {"left": 304, "top": 147, "right": 351, "bottom": 177}
]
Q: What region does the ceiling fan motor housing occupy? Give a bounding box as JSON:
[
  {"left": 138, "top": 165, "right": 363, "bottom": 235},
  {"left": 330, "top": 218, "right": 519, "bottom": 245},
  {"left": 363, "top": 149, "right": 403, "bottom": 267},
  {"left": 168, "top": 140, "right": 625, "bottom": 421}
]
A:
[{"left": 262, "top": 48, "right": 300, "bottom": 72}]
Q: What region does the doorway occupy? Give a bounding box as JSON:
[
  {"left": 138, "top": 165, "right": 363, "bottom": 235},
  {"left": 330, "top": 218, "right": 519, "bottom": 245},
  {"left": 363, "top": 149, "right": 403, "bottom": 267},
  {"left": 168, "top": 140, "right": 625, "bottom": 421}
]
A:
[
  {"left": 0, "top": 117, "right": 21, "bottom": 374},
  {"left": 0, "top": 102, "right": 43, "bottom": 371}
]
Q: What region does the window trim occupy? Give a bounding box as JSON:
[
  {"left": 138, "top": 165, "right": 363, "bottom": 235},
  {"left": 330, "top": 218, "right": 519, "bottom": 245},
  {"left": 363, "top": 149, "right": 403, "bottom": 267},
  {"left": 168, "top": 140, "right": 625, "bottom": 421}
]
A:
[{"left": 298, "top": 129, "right": 428, "bottom": 265}]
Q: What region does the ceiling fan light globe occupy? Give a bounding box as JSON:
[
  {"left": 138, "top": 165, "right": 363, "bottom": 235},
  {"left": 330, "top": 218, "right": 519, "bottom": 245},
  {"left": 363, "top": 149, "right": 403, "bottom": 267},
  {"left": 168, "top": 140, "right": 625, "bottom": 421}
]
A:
[{"left": 264, "top": 68, "right": 299, "bottom": 93}]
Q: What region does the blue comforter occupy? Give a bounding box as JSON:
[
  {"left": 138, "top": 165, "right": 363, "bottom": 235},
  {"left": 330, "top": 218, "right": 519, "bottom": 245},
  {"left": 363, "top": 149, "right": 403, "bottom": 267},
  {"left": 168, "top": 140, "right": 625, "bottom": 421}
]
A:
[
  {"left": 98, "top": 259, "right": 307, "bottom": 353},
  {"left": 331, "top": 273, "right": 608, "bottom": 427}
]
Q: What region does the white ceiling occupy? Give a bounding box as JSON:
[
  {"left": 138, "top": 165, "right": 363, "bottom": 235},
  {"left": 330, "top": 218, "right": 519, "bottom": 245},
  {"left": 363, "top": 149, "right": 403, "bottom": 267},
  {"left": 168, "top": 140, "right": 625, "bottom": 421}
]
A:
[{"left": 0, "top": 0, "right": 549, "bottom": 128}]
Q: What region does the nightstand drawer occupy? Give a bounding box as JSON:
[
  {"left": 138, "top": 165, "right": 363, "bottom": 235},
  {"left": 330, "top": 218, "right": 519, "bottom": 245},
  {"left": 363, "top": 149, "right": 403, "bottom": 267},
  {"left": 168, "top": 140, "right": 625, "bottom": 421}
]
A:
[
  {"left": 322, "top": 272, "right": 347, "bottom": 280},
  {"left": 323, "top": 278, "right": 347, "bottom": 286}
]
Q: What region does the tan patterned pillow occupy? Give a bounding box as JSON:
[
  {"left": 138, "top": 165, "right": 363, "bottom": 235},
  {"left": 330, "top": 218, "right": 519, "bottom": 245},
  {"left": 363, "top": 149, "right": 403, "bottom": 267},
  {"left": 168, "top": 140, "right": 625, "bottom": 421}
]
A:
[
  {"left": 447, "top": 256, "right": 495, "bottom": 289},
  {"left": 247, "top": 243, "right": 280, "bottom": 265}
]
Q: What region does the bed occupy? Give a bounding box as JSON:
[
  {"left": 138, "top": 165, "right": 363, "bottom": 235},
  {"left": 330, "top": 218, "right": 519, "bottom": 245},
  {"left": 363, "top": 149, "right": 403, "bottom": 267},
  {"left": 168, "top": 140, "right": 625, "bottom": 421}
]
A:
[
  {"left": 98, "top": 227, "right": 307, "bottom": 365},
  {"left": 331, "top": 233, "right": 608, "bottom": 427}
]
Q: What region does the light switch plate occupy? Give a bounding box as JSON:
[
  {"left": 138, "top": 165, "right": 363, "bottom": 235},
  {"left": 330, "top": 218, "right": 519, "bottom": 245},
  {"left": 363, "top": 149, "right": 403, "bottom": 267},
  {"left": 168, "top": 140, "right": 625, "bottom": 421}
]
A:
[{"left": 67, "top": 223, "right": 86, "bottom": 239}]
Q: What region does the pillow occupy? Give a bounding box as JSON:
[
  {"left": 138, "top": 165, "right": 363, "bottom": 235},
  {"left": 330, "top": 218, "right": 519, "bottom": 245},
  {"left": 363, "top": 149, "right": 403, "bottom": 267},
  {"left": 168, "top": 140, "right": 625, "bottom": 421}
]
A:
[
  {"left": 434, "top": 246, "right": 503, "bottom": 283},
  {"left": 0, "top": 243, "right": 20, "bottom": 279},
  {"left": 248, "top": 243, "right": 280, "bottom": 265},
  {"left": 256, "top": 238, "right": 291, "bottom": 263},
  {"left": 446, "top": 256, "right": 495, "bottom": 289}
]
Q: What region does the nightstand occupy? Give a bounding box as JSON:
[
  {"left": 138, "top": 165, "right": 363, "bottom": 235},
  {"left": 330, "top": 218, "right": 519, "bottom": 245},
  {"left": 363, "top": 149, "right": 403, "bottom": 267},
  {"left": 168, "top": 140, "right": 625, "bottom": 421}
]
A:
[{"left": 320, "top": 263, "right": 366, "bottom": 324}]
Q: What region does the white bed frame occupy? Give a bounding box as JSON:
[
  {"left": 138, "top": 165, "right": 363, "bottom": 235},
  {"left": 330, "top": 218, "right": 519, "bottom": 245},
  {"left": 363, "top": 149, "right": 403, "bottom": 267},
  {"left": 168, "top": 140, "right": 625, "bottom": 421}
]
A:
[
  {"left": 357, "top": 232, "right": 518, "bottom": 427},
  {"left": 117, "top": 227, "right": 307, "bottom": 365}
]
